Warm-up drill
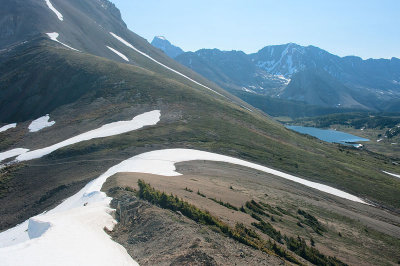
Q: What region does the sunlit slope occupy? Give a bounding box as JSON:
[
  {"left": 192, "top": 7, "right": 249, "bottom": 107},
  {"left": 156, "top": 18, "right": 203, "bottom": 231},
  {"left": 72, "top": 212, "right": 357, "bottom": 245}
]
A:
[{"left": 0, "top": 39, "right": 399, "bottom": 233}]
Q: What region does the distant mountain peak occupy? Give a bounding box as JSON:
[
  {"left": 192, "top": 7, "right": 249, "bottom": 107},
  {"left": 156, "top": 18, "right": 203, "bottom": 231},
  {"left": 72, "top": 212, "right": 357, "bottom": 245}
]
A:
[{"left": 151, "top": 36, "right": 184, "bottom": 58}]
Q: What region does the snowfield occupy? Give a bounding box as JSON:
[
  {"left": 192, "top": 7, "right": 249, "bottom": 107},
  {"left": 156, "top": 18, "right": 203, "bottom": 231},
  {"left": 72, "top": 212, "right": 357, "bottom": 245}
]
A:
[
  {"left": 0, "top": 148, "right": 29, "bottom": 162},
  {"left": 44, "top": 0, "right": 64, "bottom": 21},
  {"left": 29, "top": 114, "right": 55, "bottom": 132},
  {"left": 0, "top": 146, "right": 368, "bottom": 265},
  {"left": 109, "top": 32, "right": 225, "bottom": 97},
  {"left": 0, "top": 123, "right": 16, "bottom": 133},
  {"left": 16, "top": 110, "right": 161, "bottom": 162},
  {"left": 47, "top": 32, "right": 80, "bottom": 51},
  {"left": 106, "top": 46, "right": 129, "bottom": 61}
]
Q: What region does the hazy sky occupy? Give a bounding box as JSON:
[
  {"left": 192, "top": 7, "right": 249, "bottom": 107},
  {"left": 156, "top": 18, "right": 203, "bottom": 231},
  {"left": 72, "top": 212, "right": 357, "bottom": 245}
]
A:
[{"left": 111, "top": 0, "right": 399, "bottom": 59}]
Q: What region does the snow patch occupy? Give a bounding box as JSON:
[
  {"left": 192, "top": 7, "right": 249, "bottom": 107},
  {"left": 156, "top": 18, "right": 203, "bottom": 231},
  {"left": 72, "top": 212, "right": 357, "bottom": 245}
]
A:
[
  {"left": 29, "top": 114, "right": 55, "bottom": 132},
  {"left": 0, "top": 147, "right": 369, "bottom": 265},
  {"left": 109, "top": 32, "right": 224, "bottom": 97},
  {"left": 156, "top": 36, "right": 167, "bottom": 40},
  {"left": 0, "top": 123, "right": 16, "bottom": 133},
  {"left": 109, "top": 149, "right": 368, "bottom": 204},
  {"left": 45, "top": 0, "right": 63, "bottom": 21},
  {"left": 16, "top": 110, "right": 160, "bottom": 162},
  {"left": 0, "top": 194, "right": 137, "bottom": 266},
  {"left": 106, "top": 46, "right": 129, "bottom": 62},
  {"left": 47, "top": 32, "right": 79, "bottom": 51},
  {"left": 242, "top": 87, "right": 255, "bottom": 93},
  {"left": 276, "top": 75, "right": 291, "bottom": 84},
  {"left": 382, "top": 171, "right": 400, "bottom": 179},
  {"left": 0, "top": 148, "right": 29, "bottom": 162}
]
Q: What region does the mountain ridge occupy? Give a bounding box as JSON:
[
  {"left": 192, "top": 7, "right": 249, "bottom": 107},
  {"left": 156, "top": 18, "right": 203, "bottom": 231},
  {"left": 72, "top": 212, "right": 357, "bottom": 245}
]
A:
[{"left": 151, "top": 37, "right": 400, "bottom": 113}]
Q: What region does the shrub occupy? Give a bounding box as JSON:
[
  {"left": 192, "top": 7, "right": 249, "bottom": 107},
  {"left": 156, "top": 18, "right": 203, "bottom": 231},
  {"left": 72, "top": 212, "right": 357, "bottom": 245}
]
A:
[
  {"left": 197, "top": 190, "right": 206, "bottom": 197},
  {"left": 297, "top": 209, "right": 325, "bottom": 235},
  {"left": 208, "top": 197, "right": 239, "bottom": 211},
  {"left": 285, "top": 236, "right": 347, "bottom": 266},
  {"left": 259, "top": 201, "right": 283, "bottom": 216},
  {"left": 252, "top": 220, "right": 283, "bottom": 244},
  {"left": 246, "top": 200, "right": 269, "bottom": 216}
]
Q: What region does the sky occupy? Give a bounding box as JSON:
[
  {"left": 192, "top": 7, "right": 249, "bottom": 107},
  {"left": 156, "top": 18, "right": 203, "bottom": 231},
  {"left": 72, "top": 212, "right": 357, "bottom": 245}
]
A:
[{"left": 111, "top": 0, "right": 400, "bottom": 59}]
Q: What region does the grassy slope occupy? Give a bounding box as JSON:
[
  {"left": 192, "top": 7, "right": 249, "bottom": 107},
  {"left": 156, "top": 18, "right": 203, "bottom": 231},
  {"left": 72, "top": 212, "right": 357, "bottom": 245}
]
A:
[{"left": 1, "top": 40, "right": 400, "bottom": 215}]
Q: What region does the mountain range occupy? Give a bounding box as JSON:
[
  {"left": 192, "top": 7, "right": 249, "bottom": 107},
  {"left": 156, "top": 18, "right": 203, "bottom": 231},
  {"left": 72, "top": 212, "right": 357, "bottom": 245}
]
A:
[
  {"left": 0, "top": 0, "right": 400, "bottom": 265},
  {"left": 152, "top": 38, "right": 400, "bottom": 114}
]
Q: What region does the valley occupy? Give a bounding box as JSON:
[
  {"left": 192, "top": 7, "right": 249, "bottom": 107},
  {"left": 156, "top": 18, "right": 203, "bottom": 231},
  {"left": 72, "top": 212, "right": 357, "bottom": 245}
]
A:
[{"left": 285, "top": 113, "right": 400, "bottom": 158}]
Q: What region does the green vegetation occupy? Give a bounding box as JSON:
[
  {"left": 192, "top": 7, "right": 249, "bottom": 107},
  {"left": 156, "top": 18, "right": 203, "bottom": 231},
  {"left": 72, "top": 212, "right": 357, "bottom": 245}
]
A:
[
  {"left": 276, "top": 206, "right": 291, "bottom": 216},
  {"left": 197, "top": 190, "right": 206, "bottom": 197},
  {"left": 251, "top": 213, "right": 263, "bottom": 221},
  {"left": 184, "top": 187, "right": 193, "bottom": 192},
  {"left": 285, "top": 236, "right": 347, "bottom": 266},
  {"left": 297, "top": 209, "right": 325, "bottom": 235},
  {"left": 310, "top": 237, "right": 315, "bottom": 246},
  {"left": 136, "top": 180, "right": 351, "bottom": 266},
  {"left": 208, "top": 197, "right": 239, "bottom": 211},
  {"left": 252, "top": 220, "right": 283, "bottom": 243},
  {"left": 297, "top": 221, "right": 303, "bottom": 228},
  {"left": 245, "top": 200, "right": 285, "bottom": 218},
  {"left": 136, "top": 180, "right": 302, "bottom": 264},
  {"left": 8, "top": 41, "right": 400, "bottom": 214},
  {"left": 246, "top": 199, "right": 348, "bottom": 265},
  {"left": 259, "top": 202, "right": 283, "bottom": 216},
  {"left": 125, "top": 186, "right": 135, "bottom": 192},
  {"left": 138, "top": 180, "right": 224, "bottom": 227},
  {"left": 245, "top": 200, "right": 269, "bottom": 217}
]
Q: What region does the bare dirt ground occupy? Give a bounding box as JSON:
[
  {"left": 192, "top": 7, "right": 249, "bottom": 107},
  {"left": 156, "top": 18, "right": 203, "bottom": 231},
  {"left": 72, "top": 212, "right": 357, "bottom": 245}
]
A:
[
  {"left": 104, "top": 160, "right": 400, "bottom": 266},
  {"left": 104, "top": 187, "right": 285, "bottom": 266}
]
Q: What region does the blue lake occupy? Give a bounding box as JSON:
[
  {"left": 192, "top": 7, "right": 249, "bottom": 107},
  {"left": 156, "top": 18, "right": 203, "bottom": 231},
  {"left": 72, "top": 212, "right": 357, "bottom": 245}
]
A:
[{"left": 286, "top": 126, "right": 369, "bottom": 146}]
